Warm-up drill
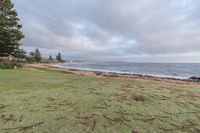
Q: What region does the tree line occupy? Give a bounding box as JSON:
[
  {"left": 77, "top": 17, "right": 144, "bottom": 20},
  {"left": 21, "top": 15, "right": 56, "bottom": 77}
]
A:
[
  {"left": 0, "top": 0, "right": 64, "bottom": 64},
  {"left": 27, "top": 48, "right": 64, "bottom": 63}
]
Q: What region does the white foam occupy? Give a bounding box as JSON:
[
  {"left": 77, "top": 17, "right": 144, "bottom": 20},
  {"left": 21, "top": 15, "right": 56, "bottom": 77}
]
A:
[{"left": 53, "top": 64, "right": 188, "bottom": 79}]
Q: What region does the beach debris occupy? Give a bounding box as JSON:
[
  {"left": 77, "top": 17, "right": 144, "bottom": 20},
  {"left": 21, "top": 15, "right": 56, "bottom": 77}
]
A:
[
  {"left": 0, "top": 104, "right": 10, "bottom": 111},
  {"left": 132, "top": 117, "right": 155, "bottom": 123},
  {"left": 55, "top": 116, "right": 66, "bottom": 121},
  {"left": 0, "top": 104, "right": 6, "bottom": 111},
  {"left": 43, "top": 104, "right": 58, "bottom": 112},
  {"left": 29, "top": 109, "right": 40, "bottom": 112},
  {"left": 163, "top": 111, "right": 180, "bottom": 117},
  {"left": 1, "top": 114, "right": 17, "bottom": 124},
  {"left": 43, "top": 99, "right": 77, "bottom": 112},
  {"left": 47, "top": 97, "right": 56, "bottom": 101},
  {"left": 76, "top": 113, "right": 97, "bottom": 131},
  {"left": 115, "top": 110, "right": 134, "bottom": 116},
  {"left": 92, "top": 99, "right": 111, "bottom": 109},
  {"left": 159, "top": 127, "right": 177, "bottom": 131},
  {"left": 175, "top": 101, "right": 189, "bottom": 109},
  {"left": 2, "top": 121, "right": 44, "bottom": 132},
  {"left": 147, "top": 94, "right": 170, "bottom": 100},
  {"left": 89, "top": 91, "right": 105, "bottom": 96},
  {"left": 132, "top": 129, "right": 139, "bottom": 133},
  {"left": 91, "top": 119, "right": 96, "bottom": 131},
  {"left": 120, "top": 88, "right": 132, "bottom": 93},
  {"left": 19, "top": 115, "right": 23, "bottom": 122},
  {"left": 69, "top": 107, "right": 79, "bottom": 114},
  {"left": 57, "top": 100, "right": 76, "bottom": 107},
  {"left": 76, "top": 114, "right": 96, "bottom": 120},
  {"left": 103, "top": 114, "right": 131, "bottom": 128},
  {"left": 133, "top": 95, "right": 145, "bottom": 102},
  {"left": 109, "top": 92, "right": 121, "bottom": 97},
  {"left": 171, "top": 121, "right": 199, "bottom": 131},
  {"left": 154, "top": 114, "right": 171, "bottom": 119}
]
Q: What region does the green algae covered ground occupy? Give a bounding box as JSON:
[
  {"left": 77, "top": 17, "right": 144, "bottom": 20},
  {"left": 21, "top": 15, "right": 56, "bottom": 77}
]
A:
[{"left": 0, "top": 67, "right": 200, "bottom": 133}]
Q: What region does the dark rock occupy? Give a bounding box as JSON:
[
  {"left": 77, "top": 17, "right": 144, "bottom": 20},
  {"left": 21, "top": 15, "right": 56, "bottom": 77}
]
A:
[
  {"left": 189, "top": 76, "right": 200, "bottom": 81},
  {"left": 95, "top": 72, "right": 102, "bottom": 76}
]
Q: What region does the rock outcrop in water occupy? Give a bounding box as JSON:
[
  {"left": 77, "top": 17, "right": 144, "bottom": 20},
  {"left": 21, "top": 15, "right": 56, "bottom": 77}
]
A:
[{"left": 189, "top": 76, "right": 200, "bottom": 81}]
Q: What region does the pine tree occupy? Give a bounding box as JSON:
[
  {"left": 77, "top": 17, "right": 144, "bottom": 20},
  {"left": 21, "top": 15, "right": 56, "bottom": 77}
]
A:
[
  {"left": 49, "top": 55, "right": 53, "bottom": 61},
  {"left": 29, "top": 51, "right": 35, "bottom": 58},
  {"left": 34, "top": 48, "right": 42, "bottom": 62},
  {"left": 26, "top": 51, "right": 35, "bottom": 62},
  {"left": 14, "top": 49, "right": 26, "bottom": 59},
  {"left": 0, "top": 0, "right": 24, "bottom": 57},
  {"left": 56, "top": 52, "right": 62, "bottom": 62}
]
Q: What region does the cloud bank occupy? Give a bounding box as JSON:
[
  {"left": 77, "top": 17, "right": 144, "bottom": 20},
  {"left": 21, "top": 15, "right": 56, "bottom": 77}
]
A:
[{"left": 13, "top": 0, "right": 200, "bottom": 62}]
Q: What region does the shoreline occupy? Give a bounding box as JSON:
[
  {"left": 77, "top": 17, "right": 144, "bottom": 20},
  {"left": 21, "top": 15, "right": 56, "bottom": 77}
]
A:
[
  {"left": 53, "top": 64, "right": 187, "bottom": 80},
  {"left": 26, "top": 63, "right": 200, "bottom": 85}
]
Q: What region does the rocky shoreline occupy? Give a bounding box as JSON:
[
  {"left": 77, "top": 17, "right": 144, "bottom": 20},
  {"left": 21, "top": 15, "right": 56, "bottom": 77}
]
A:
[{"left": 26, "top": 63, "right": 200, "bottom": 85}]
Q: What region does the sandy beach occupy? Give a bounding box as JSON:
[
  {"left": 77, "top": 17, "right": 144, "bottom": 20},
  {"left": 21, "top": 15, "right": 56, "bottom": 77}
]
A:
[{"left": 26, "top": 63, "right": 200, "bottom": 85}]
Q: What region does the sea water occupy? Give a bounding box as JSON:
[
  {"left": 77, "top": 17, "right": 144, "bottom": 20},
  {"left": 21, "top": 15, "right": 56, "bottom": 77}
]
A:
[{"left": 56, "top": 61, "right": 200, "bottom": 79}]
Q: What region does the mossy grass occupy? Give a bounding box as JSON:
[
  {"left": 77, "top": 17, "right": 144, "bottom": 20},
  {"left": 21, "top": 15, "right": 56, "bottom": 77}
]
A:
[{"left": 0, "top": 68, "right": 200, "bottom": 133}]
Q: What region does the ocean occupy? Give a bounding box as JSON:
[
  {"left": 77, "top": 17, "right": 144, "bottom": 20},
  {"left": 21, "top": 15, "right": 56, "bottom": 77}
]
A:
[{"left": 55, "top": 61, "right": 200, "bottom": 79}]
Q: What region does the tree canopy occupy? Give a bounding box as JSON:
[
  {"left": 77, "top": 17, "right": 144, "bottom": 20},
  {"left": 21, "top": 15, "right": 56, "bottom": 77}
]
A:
[
  {"left": 34, "top": 48, "right": 42, "bottom": 62},
  {"left": 49, "top": 55, "right": 53, "bottom": 61},
  {"left": 0, "top": 0, "right": 24, "bottom": 57},
  {"left": 56, "top": 52, "right": 62, "bottom": 62}
]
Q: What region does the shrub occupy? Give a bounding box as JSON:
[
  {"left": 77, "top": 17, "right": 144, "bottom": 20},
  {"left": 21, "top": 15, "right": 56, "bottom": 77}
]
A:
[{"left": 0, "top": 61, "right": 23, "bottom": 69}]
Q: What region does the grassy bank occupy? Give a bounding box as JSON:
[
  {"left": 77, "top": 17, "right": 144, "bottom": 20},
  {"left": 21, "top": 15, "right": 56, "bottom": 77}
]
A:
[{"left": 0, "top": 67, "right": 200, "bottom": 133}]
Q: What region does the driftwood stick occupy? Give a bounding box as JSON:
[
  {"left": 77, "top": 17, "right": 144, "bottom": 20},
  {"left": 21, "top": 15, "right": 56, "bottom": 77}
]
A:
[
  {"left": 55, "top": 116, "right": 66, "bottom": 121},
  {"left": 2, "top": 121, "right": 44, "bottom": 131},
  {"left": 159, "top": 127, "right": 177, "bottom": 131},
  {"left": 103, "top": 114, "right": 131, "bottom": 128},
  {"left": 18, "top": 121, "right": 44, "bottom": 131},
  {"left": 132, "top": 117, "right": 155, "bottom": 123},
  {"left": 76, "top": 114, "right": 95, "bottom": 120},
  {"left": 92, "top": 119, "right": 96, "bottom": 131}
]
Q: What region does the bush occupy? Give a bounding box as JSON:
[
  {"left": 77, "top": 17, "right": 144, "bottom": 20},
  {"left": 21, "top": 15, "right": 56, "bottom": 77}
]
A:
[{"left": 0, "top": 61, "right": 23, "bottom": 69}]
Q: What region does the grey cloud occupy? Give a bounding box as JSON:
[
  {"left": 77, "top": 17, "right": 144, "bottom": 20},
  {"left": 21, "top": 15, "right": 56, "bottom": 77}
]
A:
[{"left": 12, "top": 0, "right": 200, "bottom": 62}]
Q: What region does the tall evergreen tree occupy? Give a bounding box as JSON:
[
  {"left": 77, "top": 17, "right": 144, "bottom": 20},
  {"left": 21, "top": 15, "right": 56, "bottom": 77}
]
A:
[
  {"left": 14, "top": 49, "right": 26, "bottom": 59},
  {"left": 26, "top": 51, "right": 35, "bottom": 62},
  {"left": 48, "top": 55, "right": 53, "bottom": 61},
  {"left": 34, "top": 48, "right": 42, "bottom": 62},
  {"left": 0, "top": 0, "right": 24, "bottom": 57},
  {"left": 56, "top": 52, "right": 62, "bottom": 62},
  {"left": 29, "top": 51, "right": 35, "bottom": 58}
]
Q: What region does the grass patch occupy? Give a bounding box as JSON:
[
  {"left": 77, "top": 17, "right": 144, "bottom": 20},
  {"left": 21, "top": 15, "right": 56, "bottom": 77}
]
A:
[
  {"left": 0, "top": 61, "right": 23, "bottom": 69},
  {"left": 0, "top": 68, "right": 200, "bottom": 133}
]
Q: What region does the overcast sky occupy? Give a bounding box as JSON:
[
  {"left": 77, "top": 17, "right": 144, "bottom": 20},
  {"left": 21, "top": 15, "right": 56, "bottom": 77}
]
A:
[{"left": 13, "top": 0, "right": 200, "bottom": 62}]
